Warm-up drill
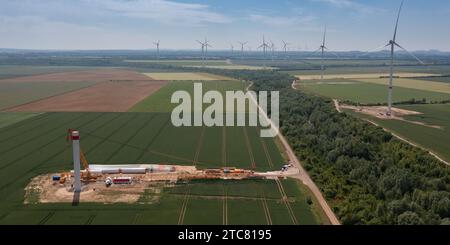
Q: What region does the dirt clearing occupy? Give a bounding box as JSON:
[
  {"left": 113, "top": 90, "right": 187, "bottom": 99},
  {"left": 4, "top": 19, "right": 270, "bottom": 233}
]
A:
[{"left": 6, "top": 80, "right": 168, "bottom": 112}]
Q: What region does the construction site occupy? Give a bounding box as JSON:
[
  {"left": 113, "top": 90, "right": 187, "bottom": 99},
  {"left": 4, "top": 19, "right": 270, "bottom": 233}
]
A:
[{"left": 25, "top": 129, "right": 297, "bottom": 204}]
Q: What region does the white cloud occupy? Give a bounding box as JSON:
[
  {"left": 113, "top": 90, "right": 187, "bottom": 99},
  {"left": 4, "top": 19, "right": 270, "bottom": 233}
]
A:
[
  {"left": 90, "top": 0, "right": 232, "bottom": 26},
  {"left": 310, "top": 0, "right": 384, "bottom": 14},
  {"left": 248, "top": 14, "right": 314, "bottom": 27}
]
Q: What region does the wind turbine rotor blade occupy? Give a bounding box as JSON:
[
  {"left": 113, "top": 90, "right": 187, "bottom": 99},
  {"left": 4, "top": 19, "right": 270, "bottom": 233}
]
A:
[
  {"left": 393, "top": 0, "right": 405, "bottom": 42},
  {"left": 358, "top": 43, "right": 390, "bottom": 57},
  {"left": 322, "top": 25, "right": 327, "bottom": 46},
  {"left": 309, "top": 47, "right": 323, "bottom": 56},
  {"left": 394, "top": 42, "right": 426, "bottom": 65}
]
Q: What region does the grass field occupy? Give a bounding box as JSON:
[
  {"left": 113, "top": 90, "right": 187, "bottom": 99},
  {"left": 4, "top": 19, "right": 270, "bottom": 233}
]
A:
[
  {"left": 345, "top": 104, "right": 450, "bottom": 163},
  {"left": 129, "top": 80, "right": 247, "bottom": 112},
  {"left": 0, "top": 111, "right": 324, "bottom": 224},
  {"left": 144, "top": 72, "right": 233, "bottom": 81},
  {"left": 296, "top": 79, "right": 450, "bottom": 104},
  {"left": 0, "top": 81, "right": 98, "bottom": 110}
]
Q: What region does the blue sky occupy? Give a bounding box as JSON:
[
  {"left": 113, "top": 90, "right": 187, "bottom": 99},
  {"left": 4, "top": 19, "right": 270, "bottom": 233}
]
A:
[{"left": 0, "top": 0, "right": 449, "bottom": 51}]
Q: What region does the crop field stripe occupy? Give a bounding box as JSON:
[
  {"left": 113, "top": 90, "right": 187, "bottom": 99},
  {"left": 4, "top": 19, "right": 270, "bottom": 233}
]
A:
[
  {"left": 222, "top": 127, "right": 226, "bottom": 166},
  {"left": 0, "top": 112, "right": 47, "bottom": 133},
  {"left": 135, "top": 115, "right": 171, "bottom": 161},
  {"left": 178, "top": 189, "right": 190, "bottom": 225},
  {"left": 85, "top": 129, "right": 202, "bottom": 163},
  {"left": 261, "top": 192, "right": 272, "bottom": 225},
  {"left": 193, "top": 126, "right": 206, "bottom": 164},
  {"left": 103, "top": 114, "right": 156, "bottom": 163},
  {"left": 222, "top": 187, "right": 228, "bottom": 225},
  {"left": 0, "top": 112, "right": 75, "bottom": 144},
  {"left": 38, "top": 211, "right": 55, "bottom": 225},
  {"left": 0, "top": 113, "right": 115, "bottom": 191},
  {"left": 0, "top": 113, "right": 84, "bottom": 155},
  {"left": 84, "top": 215, "right": 96, "bottom": 225},
  {"left": 260, "top": 136, "right": 274, "bottom": 168},
  {"left": 242, "top": 127, "right": 256, "bottom": 169},
  {"left": 275, "top": 179, "right": 298, "bottom": 225},
  {"left": 0, "top": 113, "right": 100, "bottom": 170},
  {"left": 84, "top": 114, "right": 139, "bottom": 156}
]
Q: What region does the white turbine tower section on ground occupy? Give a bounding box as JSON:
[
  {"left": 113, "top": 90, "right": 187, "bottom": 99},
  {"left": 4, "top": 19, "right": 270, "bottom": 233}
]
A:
[
  {"left": 238, "top": 41, "right": 247, "bottom": 60},
  {"left": 258, "top": 36, "right": 270, "bottom": 68},
  {"left": 153, "top": 40, "right": 160, "bottom": 59},
  {"left": 385, "top": 0, "right": 425, "bottom": 116},
  {"left": 71, "top": 130, "right": 81, "bottom": 192}
]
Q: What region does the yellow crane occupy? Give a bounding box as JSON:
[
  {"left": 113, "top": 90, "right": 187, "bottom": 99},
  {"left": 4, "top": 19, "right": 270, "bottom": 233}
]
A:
[{"left": 59, "top": 129, "right": 98, "bottom": 183}]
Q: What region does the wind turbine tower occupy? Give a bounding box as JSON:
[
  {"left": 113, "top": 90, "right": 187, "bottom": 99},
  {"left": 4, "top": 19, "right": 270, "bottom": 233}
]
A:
[
  {"left": 269, "top": 40, "right": 275, "bottom": 61},
  {"left": 282, "top": 40, "right": 291, "bottom": 59},
  {"left": 153, "top": 40, "right": 160, "bottom": 60},
  {"left": 384, "top": 0, "right": 424, "bottom": 116},
  {"left": 258, "top": 36, "right": 270, "bottom": 68},
  {"left": 204, "top": 38, "right": 212, "bottom": 62},
  {"left": 238, "top": 41, "right": 247, "bottom": 60},
  {"left": 320, "top": 26, "right": 327, "bottom": 81},
  {"left": 196, "top": 40, "right": 206, "bottom": 66}
]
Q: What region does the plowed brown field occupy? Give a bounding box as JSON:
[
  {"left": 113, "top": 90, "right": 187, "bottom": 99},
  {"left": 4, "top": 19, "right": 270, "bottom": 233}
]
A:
[{"left": 6, "top": 80, "right": 167, "bottom": 112}]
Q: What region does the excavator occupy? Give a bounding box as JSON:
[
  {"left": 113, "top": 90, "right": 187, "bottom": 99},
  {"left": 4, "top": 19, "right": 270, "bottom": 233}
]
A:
[{"left": 59, "top": 129, "right": 99, "bottom": 184}]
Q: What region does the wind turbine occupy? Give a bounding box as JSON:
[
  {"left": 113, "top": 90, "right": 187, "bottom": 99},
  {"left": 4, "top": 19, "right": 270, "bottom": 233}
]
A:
[
  {"left": 238, "top": 41, "right": 247, "bottom": 60},
  {"left": 320, "top": 25, "right": 327, "bottom": 81},
  {"left": 282, "top": 40, "right": 291, "bottom": 59},
  {"left": 258, "top": 36, "right": 270, "bottom": 68},
  {"left": 196, "top": 39, "right": 206, "bottom": 66},
  {"left": 204, "top": 37, "right": 212, "bottom": 61},
  {"left": 269, "top": 40, "right": 276, "bottom": 61},
  {"left": 230, "top": 44, "right": 234, "bottom": 56},
  {"left": 153, "top": 40, "right": 160, "bottom": 60},
  {"left": 384, "top": 0, "right": 425, "bottom": 116}
]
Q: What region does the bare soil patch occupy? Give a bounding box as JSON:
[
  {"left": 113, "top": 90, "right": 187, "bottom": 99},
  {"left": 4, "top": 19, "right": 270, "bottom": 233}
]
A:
[{"left": 6, "top": 80, "right": 168, "bottom": 112}]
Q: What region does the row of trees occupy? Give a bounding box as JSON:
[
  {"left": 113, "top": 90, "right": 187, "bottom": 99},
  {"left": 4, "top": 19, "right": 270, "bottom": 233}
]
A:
[{"left": 203, "top": 68, "right": 449, "bottom": 225}]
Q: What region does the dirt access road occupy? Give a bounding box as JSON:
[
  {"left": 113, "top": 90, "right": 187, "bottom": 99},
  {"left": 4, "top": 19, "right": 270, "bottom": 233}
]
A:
[{"left": 248, "top": 82, "right": 340, "bottom": 225}]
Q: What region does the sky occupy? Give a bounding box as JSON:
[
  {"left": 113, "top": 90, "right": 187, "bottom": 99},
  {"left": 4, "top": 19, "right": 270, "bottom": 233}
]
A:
[{"left": 0, "top": 0, "right": 449, "bottom": 51}]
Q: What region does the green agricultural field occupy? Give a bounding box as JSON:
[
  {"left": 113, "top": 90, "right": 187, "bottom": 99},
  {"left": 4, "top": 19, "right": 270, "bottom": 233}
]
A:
[
  {"left": 284, "top": 64, "right": 450, "bottom": 76},
  {"left": 345, "top": 104, "right": 450, "bottom": 163},
  {"left": 355, "top": 78, "right": 450, "bottom": 94},
  {"left": 416, "top": 76, "right": 450, "bottom": 84},
  {"left": 184, "top": 65, "right": 270, "bottom": 70},
  {"left": 296, "top": 79, "right": 450, "bottom": 104},
  {"left": 125, "top": 59, "right": 230, "bottom": 66},
  {"left": 129, "top": 80, "right": 247, "bottom": 112},
  {"left": 0, "top": 112, "right": 323, "bottom": 224},
  {"left": 0, "top": 65, "right": 100, "bottom": 80},
  {"left": 144, "top": 72, "right": 233, "bottom": 81},
  {"left": 0, "top": 112, "right": 43, "bottom": 128},
  {"left": 0, "top": 81, "right": 98, "bottom": 110}
]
